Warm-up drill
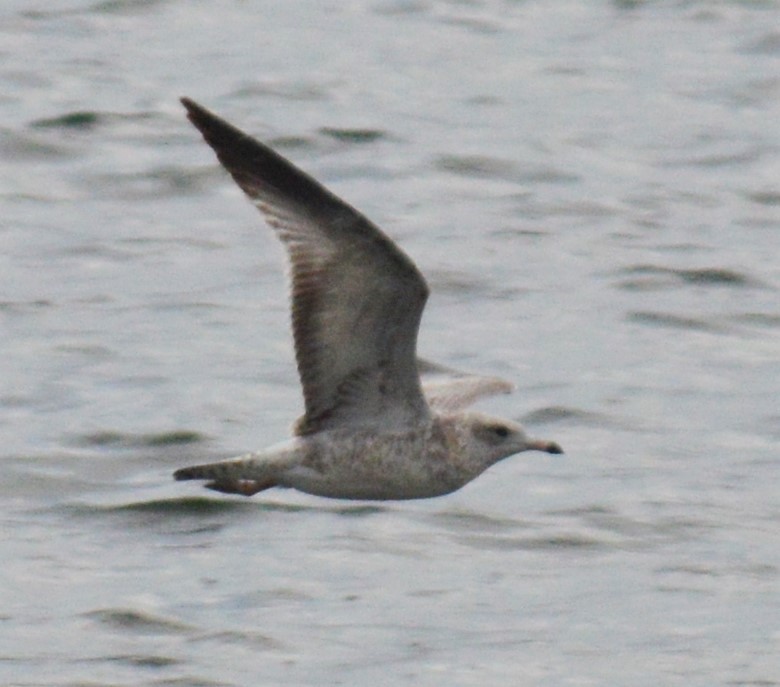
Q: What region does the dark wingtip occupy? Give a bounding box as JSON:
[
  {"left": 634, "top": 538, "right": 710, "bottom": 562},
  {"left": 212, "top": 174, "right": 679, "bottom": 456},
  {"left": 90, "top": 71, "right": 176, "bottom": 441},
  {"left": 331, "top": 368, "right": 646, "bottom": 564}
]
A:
[
  {"left": 180, "top": 96, "right": 200, "bottom": 116},
  {"left": 179, "top": 97, "right": 214, "bottom": 131},
  {"left": 547, "top": 442, "right": 564, "bottom": 455}
]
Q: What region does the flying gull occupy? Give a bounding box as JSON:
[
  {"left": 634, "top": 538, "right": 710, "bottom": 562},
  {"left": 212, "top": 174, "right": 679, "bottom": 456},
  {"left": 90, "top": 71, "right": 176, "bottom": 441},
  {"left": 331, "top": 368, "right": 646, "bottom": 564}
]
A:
[{"left": 174, "top": 98, "right": 562, "bottom": 500}]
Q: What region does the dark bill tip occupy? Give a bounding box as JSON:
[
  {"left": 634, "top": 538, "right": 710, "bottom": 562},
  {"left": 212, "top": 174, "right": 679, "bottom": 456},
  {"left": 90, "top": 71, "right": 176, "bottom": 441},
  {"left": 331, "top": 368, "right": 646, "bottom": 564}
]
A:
[
  {"left": 546, "top": 441, "right": 564, "bottom": 455},
  {"left": 527, "top": 438, "right": 564, "bottom": 455}
]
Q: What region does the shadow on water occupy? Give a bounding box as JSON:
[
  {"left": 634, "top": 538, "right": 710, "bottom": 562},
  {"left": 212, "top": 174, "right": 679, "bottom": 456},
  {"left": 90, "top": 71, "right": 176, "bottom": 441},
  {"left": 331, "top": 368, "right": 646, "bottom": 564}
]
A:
[
  {"left": 52, "top": 495, "right": 390, "bottom": 541},
  {"left": 62, "top": 495, "right": 388, "bottom": 520}
]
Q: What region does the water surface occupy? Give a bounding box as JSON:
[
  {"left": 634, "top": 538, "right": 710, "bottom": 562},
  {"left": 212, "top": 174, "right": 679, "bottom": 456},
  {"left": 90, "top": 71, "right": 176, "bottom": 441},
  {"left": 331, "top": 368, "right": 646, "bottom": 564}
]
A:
[{"left": 1, "top": 1, "right": 779, "bottom": 685}]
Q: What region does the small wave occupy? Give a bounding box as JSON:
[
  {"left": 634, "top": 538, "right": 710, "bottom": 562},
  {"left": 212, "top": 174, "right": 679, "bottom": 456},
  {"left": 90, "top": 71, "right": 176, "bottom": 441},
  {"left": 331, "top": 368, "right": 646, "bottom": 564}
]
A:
[
  {"left": 740, "top": 30, "right": 780, "bottom": 56},
  {"left": 84, "top": 608, "right": 193, "bottom": 635},
  {"left": 746, "top": 190, "right": 780, "bottom": 206},
  {"left": 627, "top": 311, "right": 728, "bottom": 333},
  {"left": 31, "top": 111, "right": 102, "bottom": 130},
  {"left": 319, "top": 127, "right": 387, "bottom": 144},
  {"left": 522, "top": 406, "right": 630, "bottom": 429},
  {"left": 75, "top": 430, "right": 207, "bottom": 449},
  {"left": 455, "top": 532, "right": 605, "bottom": 552},
  {"left": 617, "top": 264, "right": 759, "bottom": 290},
  {"left": 89, "top": 653, "right": 180, "bottom": 668},
  {"left": 434, "top": 154, "right": 578, "bottom": 184},
  {"left": 731, "top": 313, "right": 780, "bottom": 329}
]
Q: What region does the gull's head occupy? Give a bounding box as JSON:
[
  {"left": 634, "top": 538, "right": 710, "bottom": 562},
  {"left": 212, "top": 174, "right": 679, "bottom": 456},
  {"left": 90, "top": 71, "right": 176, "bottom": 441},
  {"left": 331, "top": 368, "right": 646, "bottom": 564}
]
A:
[{"left": 462, "top": 412, "right": 563, "bottom": 465}]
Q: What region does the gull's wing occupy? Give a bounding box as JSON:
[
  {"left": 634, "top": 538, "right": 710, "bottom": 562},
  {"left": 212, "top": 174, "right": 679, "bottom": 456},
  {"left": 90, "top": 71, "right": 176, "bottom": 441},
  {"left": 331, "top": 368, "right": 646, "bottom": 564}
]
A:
[
  {"left": 417, "top": 357, "right": 514, "bottom": 412},
  {"left": 182, "top": 98, "right": 430, "bottom": 434}
]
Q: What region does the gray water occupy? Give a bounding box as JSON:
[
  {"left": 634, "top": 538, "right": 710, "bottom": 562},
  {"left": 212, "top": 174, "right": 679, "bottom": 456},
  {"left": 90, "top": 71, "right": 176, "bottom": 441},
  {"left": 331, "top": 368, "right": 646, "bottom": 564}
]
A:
[{"left": 1, "top": 1, "right": 779, "bottom": 685}]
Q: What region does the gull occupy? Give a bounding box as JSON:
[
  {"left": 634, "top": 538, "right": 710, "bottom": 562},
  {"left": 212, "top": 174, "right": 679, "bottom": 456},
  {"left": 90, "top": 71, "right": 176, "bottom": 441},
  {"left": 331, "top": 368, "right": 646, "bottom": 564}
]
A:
[{"left": 174, "top": 98, "right": 562, "bottom": 500}]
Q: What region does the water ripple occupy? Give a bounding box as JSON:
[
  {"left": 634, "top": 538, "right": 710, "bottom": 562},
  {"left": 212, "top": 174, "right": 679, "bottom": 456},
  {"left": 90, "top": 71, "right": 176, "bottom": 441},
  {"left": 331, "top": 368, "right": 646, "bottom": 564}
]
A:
[
  {"left": 31, "top": 110, "right": 103, "bottom": 130},
  {"left": 75, "top": 430, "right": 207, "bottom": 449},
  {"left": 84, "top": 608, "right": 193, "bottom": 635},
  {"left": 319, "top": 127, "right": 387, "bottom": 144},
  {"left": 434, "top": 154, "right": 578, "bottom": 185},
  {"left": 616, "top": 264, "right": 762, "bottom": 291},
  {"left": 627, "top": 311, "right": 730, "bottom": 333},
  {"left": 522, "top": 406, "right": 635, "bottom": 430}
]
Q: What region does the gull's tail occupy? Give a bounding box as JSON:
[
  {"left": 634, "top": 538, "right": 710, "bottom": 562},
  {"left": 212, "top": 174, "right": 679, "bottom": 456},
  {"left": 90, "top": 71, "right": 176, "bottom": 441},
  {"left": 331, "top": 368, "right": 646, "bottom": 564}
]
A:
[
  {"left": 174, "top": 440, "right": 304, "bottom": 497},
  {"left": 174, "top": 458, "right": 277, "bottom": 497}
]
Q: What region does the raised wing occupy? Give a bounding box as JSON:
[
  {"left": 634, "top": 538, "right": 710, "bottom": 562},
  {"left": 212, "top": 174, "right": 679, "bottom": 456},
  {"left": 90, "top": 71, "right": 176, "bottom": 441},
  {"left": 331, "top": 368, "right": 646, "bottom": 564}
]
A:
[
  {"left": 417, "top": 357, "right": 514, "bottom": 411},
  {"left": 182, "top": 98, "right": 430, "bottom": 434}
]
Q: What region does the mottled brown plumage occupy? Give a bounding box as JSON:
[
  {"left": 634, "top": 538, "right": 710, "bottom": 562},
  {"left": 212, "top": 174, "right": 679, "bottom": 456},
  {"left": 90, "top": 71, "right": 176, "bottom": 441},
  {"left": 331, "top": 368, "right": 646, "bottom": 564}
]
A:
[{"left": 174, "top": 98, "right": 562, "bottom": 500}]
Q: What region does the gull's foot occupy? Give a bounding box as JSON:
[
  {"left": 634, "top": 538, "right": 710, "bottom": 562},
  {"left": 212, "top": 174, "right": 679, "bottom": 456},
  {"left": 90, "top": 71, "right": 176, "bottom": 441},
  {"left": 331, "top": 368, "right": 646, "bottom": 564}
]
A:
[{"left": 204, "top": 478, "right": 275, "bottom": 497}]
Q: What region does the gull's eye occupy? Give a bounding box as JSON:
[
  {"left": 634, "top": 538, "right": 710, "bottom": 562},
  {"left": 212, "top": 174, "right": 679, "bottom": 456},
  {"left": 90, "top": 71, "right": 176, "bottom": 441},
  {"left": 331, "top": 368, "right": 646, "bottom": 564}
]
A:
[{"left": 473, "top": 423, "right": 513, "bottom": 445}]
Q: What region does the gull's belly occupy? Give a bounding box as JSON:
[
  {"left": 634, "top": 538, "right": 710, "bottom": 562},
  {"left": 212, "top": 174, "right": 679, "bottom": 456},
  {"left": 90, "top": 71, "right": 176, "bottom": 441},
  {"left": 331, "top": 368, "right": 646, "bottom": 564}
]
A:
[{"left": 281, "top": 429, "right": 467, "bottom": 500}]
